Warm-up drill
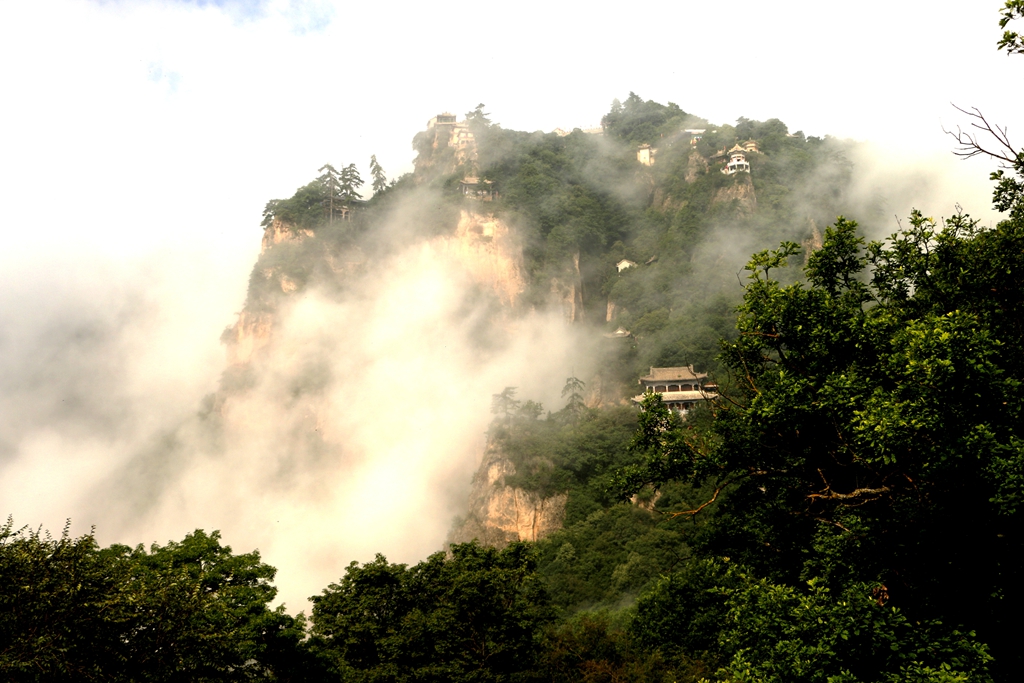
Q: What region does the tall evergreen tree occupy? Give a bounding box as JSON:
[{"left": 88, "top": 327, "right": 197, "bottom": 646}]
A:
[
  {"left": 369, "top": 155, "right": 388, "bottom": 196},
  {"left": 339, "top": 163, "right": 363, "bottom": 214},
  {"left": 561, "top": 374, "right": 586, "bottom": 426},
  {"left": 318, "top": 163, "right": 344, "bottom": 224}
]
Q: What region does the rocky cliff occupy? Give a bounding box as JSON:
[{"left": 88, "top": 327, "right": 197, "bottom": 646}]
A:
[
  {"left": 221, "top": 209, "right": 524, "bottom": 382},
  {"left": 431, "top": 210, "right": 526, "bottom": 308},
  {"left": 712, "top": 173, "right": 758, "bottom": 213},
  {"left": 448, "top": 443, "right": 567, "bottom": 547},
  {"left": 549, "top": 250, "right": 584, "bottom": 323},
  {"left": 221, "top": 202, "right": 567, "bottom": 550}
]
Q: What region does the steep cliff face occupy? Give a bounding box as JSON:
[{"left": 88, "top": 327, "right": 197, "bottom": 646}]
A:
[
  {"left": 427, "top": 210, "right": 526, "bottom": 308},
  {"left": 261, "top": 218, "right": 314, "bottom": 254},
  {"left": 222, "top": 209, "right": 524, "bottom": 382},
  {"left": 685, "top": 148, "right": 710, "bottom": 183},
  {"left": 713, "top": 174, "right": 758, "bottom": 213},
  {"left": 549, "top": 251, "right": 584, "bottom": 323},
  {"left": 222, "top": 310, "right": 274, "bottom": 366},
  {"left": 221, "top": 218, "right": 315, "bottom": 368},
  {"left": 448, "top": 444, "right": 567, "bottom": 547},
  {"left": 217, "top": 193, "right": 560, "bottom": 549}
]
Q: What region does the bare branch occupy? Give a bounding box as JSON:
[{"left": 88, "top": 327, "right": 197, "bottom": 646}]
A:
[
  {"left": 943, "top": 105, "right": 1020, "bottom": 167},
  {"left": 815, "top": 517, "right": 853, "bottom": 534},
  {"left": 668, "top": 478, "right": 736, "bottom": 518},
  {"left": 808, "top": 486, "right": 890, "bottom": 502}
]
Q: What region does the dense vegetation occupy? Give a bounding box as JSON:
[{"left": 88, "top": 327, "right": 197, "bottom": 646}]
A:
[
  {"left": 241, "top": 84, "right": 855, "bottom": 386},
  {"left": 0, "top": 522, "right": 306, "bottom": 681}
]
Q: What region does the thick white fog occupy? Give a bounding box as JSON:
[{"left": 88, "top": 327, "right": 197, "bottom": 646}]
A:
[
  {"left": 0, "top": 216, "right": 592, "bottom": 611},
  {"left": 0, "top": 0, "right": 1017, "bottom": 610}
]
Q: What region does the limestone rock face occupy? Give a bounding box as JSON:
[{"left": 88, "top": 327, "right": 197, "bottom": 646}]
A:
[
  {"left": 712, "top": 174, "right": 757, "bottom": 214},
  {"left": 222, "top": 310, "right": 273, "bottom": 366},
  {"left": 261, "top": 218, "right": 314, "bottom": 254},
  {"left": 448, "top": 443, "right": 567, "bottom": 547},
  {"left": 685, "top": 149, "right": 710, "bottom": 183},
  {"left": 549, "top": 251, "right": 584, "bottom": 323},
  {"left": 426, "top": 210, "right": 526, "bottom": 308}
]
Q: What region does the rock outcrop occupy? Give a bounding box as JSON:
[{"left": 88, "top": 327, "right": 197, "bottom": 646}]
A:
[
  {"left": 712, "top": 173, "right": 757, "bottom": 214},
  {"left": 550, "top": 250, "right": 584, "bottom": 323},
  {"left": 685, "top": 148, "right": 710, "bottom": 183},
  {"left": 428, "top": 210, "right": 526, "bottom": 307},
  {"left": 261, "top": 218, "right": 314, "bottom": 255},
  {"left": 448, "top": 444, "right": 567, "bottom": 547},
  {"left": 222, "top": 310, "right": 274, "bottom": 366}
]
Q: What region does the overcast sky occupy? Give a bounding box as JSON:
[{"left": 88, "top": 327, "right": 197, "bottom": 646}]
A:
[{"left": 0, "top": 0, "right": 1020, "bottom": 602}]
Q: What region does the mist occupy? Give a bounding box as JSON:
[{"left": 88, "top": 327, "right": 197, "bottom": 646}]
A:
[
  {"left": 0, "top": 125, "right": 1003, "bottom": 614},
  {"left": 1, "top": 0, "right": 1016, "bottom": 614},
  {"left": 0, "top": 186, "right": 601, "bottom": 611}
]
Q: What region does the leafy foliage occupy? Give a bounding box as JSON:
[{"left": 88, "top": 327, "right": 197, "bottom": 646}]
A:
[
  {"left": 370, "top": 155, "right": 388, "bottom": 196},
  {"left": 633, "top": 560, "right": 993, "bottom": 683},
  {"left": 0, "top": 520, "right": 304, "bottom": 682},
  {"left": 998, "top": 0, "right": 1024, "bottom": 54},
  {"left": 309, "top": 542, "right": 551, "bottom": 683},
  {"left": 615, "top": 206, "right": 1024, "bottom": 680}
]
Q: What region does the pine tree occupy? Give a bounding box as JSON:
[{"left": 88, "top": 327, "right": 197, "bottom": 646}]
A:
[
  {"left": 561, "top": 374, "right": 586, "bottom": 426},
  {"left": 317, "top": 163, "right": 344, "bottom": 224},
  {"left": 370, "top": 155, "right": 388, "bottom": 196},
  {"left": 339, "top": 163, "right": 363, "bottom": 214}
]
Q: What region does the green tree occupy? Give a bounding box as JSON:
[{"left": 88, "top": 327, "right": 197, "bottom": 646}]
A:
[
  {"left": 633, "top": 559, "right": 993, "bottom": 683},
  {"left": 261, "top": 199, "right": 280, "bottom": 227},
  {"left": 617, "top": 207, "right": 1024, "bottom": 680},
  {"left": 111, "top": 529, "right": 296, "bottom": 681},
  {"left": 561, "top": 374, "right": 586, "bottom": 426},
  {"left": 261, "top": 181, "right": 324, "bottom": 229},
  {"left": 0, "top": 519, "right": 118, "bottom": 681},
  {"left": 491, "top": 386, "right": 521, "bottom": 422},
  {"left": 370, "top": 155, "right": 388, "bottom": 196},
  {"left": 998, "top": 0, "right": 1024, "bottom": 54},
  {"left": 310, "top": 542, "right": 551, "bottom": 683},
  {"left": 319, "top": 163, "right": 345, "bottom": 223},
  {"left": 465, "top": 103, "right": 491, "bottom": 127},
  {"left": 0, "top": 521, "right": 302, "bottom": 682},
  {"left": 541, "top": 611, "right": 681, "bottom": 683},
  {"left": 339, "top": 163, "right": 363, "bottom": 209}
]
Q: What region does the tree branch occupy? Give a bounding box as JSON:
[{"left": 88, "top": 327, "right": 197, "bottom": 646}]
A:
[
  {"left": 808, "top": 486, "right": 890, "bottom": 503},
  {"left": 943, "top": 105, "right": 1020, "bottom": 167},
  {"left": 668, "top": 479, "right": 733, "bottom": 518}
]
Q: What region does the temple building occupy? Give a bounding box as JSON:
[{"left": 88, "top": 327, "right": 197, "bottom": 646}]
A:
[
  {"left": 722, "top": 144, "right": 751, "bottom": 175},
  {"left": 632, "top": 365, "right": 717, "bottom": 413},
  {"left": 426, "top": 112, "right": 477, "bottom": 163},
  {"left": 637, "top": 144, "right": 656, "bottom": 166},
  {"left": 459, "top": 177, "right": 496, "bottom": 200}
]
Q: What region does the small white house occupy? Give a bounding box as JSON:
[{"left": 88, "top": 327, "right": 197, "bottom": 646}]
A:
[
  {"left": 616, "top": 259, "right": 637, "bottom": 273},
  {"left": 637, "top": 144, "right": 656, "bottom": 166}
]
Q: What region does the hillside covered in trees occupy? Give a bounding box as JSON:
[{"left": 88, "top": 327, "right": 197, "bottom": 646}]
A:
[{"left": 4, "top": 4, "right": 1024, "bottom": 679}]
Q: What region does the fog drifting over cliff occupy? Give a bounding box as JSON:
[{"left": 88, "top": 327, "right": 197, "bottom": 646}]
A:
[
  {"left": 0, "top": 0, "right": 1017, "bottom": 611},
  {"left": 0, "top": 139, "right": 1001, "bottom": 610},
  {"left": 0, "top": 192, "right": 598, "bottom": 610}
]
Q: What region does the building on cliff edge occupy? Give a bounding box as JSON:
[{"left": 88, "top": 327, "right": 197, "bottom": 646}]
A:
[{"left": 632, "top": 365, "right": 717, "bottom": 414}]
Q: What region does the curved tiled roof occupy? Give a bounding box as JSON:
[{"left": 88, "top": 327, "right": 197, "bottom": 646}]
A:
[{"left": 639, "top": 365, "right": 706, "bottom": 382}]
